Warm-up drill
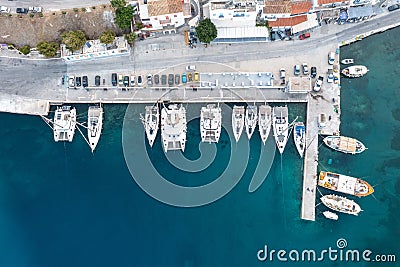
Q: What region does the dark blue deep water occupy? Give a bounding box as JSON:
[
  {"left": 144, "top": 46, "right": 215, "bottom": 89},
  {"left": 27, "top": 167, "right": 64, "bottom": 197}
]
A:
[{"left": 0, "top": 27, "right": 399, "bottom": 267}]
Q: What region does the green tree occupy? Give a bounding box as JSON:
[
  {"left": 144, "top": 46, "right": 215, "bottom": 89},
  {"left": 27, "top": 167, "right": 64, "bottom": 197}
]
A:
[
  {"left": 124, "top": 32, "right": 136, "bottom": 45},
  {"left": 19, "top": 45, "right": 30, "bottom": 55},
  {"left": 36, "top": 41, "right": 59, "bottom": 58},
  {"left": 110, "top": 0, "right": 126, "bottom": 8},
  {"left": 115, "top": 5, "right": 134, "bottom": 30},
  {"left": 61, "top": 30, "right": 87, "bottom": 52},
  {"left": 99, "top": 29, "right": 116, "bottom": 44},
  {"left": 195, "top": 18, "right": 217, "bottom": 44}
]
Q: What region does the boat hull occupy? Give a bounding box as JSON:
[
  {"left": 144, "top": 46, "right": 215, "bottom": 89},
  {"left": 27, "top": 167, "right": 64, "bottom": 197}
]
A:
[
  {"left": 323, "top": 136, "right": 366, "bottom": 154},
  {"left": 144, "top": 106, "right": 159, "bottom": 147},
  {"left": 321, "top": 194, "right": 362, "bottom": 216},
  {"left": 272, "top": 106, "right": 289, "bottom": 154},
  {"left": 200, "top": 104, "right": 222, "bottom": 143},
  {"left": 232, "top": 106, "right": 245, "bottom": 143},
  {"left": 258, "top": 105, "right": 272, "bottom": 145},
  {"left": 161, "top": 104, "right": 187, "bottom": 152},
  {"left": 53, "top": 106, "right": 76, "bottom": 142},
  {"left": 293, "top": 122, "right": 305, "bottom": 157},
  {"left": 245, "top": 106, "right": 258, "bottom": 139},
  {"left": 88, "top": 106, "right": 103, "bottom": 152},
  {"left": 341, "top": 65, "right": 368, "bottom": 78},
  {"left": 318, "top": 171, "right": 374, "bottom": 197}
]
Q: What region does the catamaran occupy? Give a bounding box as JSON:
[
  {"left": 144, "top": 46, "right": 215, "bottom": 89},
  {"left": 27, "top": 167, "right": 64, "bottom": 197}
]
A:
[
  {"left": 323, "top": 135, "right": 366, "bottom": 154},
  {"left": 232, "top": 105, "right": 245, "bottom": 142},
  {"left": 258, "top": 105, "right": 272, "bottom": 145},
  {"left": 318, "top": 171, "right": 374, "bottom": 197},
  {"left": 87, "top": 105, "right": 103, "bottom": 152},
  {"left": 200, "top": 104, "right": 222, "bottom": 143},
  {"left": 245, "top": 105, "right": 258, "bottom": 139},
  {"left": 161, "top": 104, "right": 187, "bottom": 152},
  {"left": 320, "top": 194, "right": 362, "bottom": 216},
  {"left": 142, "top": 105, "right": 159, "bottom": 147},
  {"left": 272, "top": 106, "right": 289, "bottom": 154},
  {"left": 293, "top": 122, "right": 305, "bottom": 157},
  {"left": 53, "top": 106, "right": 76, "bottom": 142},
  {"left": 341, "top": 65, "right": 368, "bottom": 78}
]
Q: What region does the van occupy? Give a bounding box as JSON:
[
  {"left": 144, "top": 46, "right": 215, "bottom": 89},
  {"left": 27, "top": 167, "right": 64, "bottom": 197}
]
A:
[{"left": 328, "top": 52, "right": 335, "bottom": 65}]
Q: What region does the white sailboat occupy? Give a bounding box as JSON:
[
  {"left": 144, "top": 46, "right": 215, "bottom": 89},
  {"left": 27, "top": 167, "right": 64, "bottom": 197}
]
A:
[
  {"left": 87, "top": 105, "right": 103, "bottom": 152},
  {"left": 231, "top": 105, "right": 245, "bottom": 142},
  {"left": 161, "top": 104, "right": 187, "bottom": 152},
  {"left": 272, "top": 106, "right": 289, "bottom": 154},
  {"left": 142, "top": 105, "right": 159, "bottom": 147},
  {"left": 293, "top": 121, "right": 305, "bottom": 157},
  {"left": 245, "top": 105, "right": 258, "bottom": 139},
  {"left": 53, "top": 106, "right": 76, "bottom": 142},
  {"left": 200, "top": 104, "right": 222, "bottom": 143},
  {"left": 258, "top": 105, "right": 272, "bottom": 145}
]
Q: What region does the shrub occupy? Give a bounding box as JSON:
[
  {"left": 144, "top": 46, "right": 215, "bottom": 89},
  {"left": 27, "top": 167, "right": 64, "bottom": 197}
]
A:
[
  {"left": 19, "top": 45, "right": 31, "bottom": 55},
  {"left": 81, "top": 7, "right": 86, "bottom": 12},
  {"left": 38, "top": 12, "right": 43, "bottom": 17},
  {"left": 62, "top": 11, "right": 67, "bottom": 15},
  {"left": 73, "top": 8, "right": 79, "bottom": 12},
  {"left": 92, "top": 6, "right": 96, "bottom": 9}
]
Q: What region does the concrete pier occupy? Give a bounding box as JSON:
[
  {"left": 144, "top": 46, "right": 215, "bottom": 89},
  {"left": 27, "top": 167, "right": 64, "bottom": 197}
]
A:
[{"left": 0, "top": 93, "right": 49, "bottom": 115}]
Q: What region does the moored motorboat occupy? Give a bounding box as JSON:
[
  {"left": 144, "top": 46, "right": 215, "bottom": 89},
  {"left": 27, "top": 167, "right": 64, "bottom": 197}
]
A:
[
  {"left": 161, "top": 104, "right": 187, "bottom": 152},
  {"left": 318, "top": 171, "right": 374, "bottom": 197},
  {"left": 320, "top": 194, "right": 362, "bottom": 216},
  {"left": 258, "top": 105, "right": 272, "bottom": 145},
  {"left": 293, "top": 121, "right": 305, "bottom": 157},
  {"left": 142, "top": 105, "right": 159, "bottom": 147},
  {"left": 232, "top": 105, "right": 245, "bottom": 142},
  {"left": 323, "top": 211, "right": 339, "bottom": 220},
  {"left": 245, "top": 105, "right": 258, "bottom": 139},
  {"left": 200, "top": 104, "right": 222, "bottom": 143},
  {"left": 53, "top": 106, "right": 76, "bottom": 142},
  {"left": 341, "top": 58, "right": 354, "bottom": 65},
  {"left": 341, "top": 65, "right": 368, "bottom": 78},
  {"left": 87, "top": 104, "right": 103, "bottom": 152},
  {"left": 272, "top": 106, "right": 289, "bottom": 154},
  {"left": 323, "top": 135, "right": 366, "bottom": 154}
]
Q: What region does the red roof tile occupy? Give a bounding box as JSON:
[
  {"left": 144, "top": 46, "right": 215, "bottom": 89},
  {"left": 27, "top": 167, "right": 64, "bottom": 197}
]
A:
[
  {"left": 317, "top": 0, "right": 343, "bottom": 4},
  {"left": 263, "top": 0, "right": 312, "bottom": 14},
  {"left": 147, "top": 0, "right": 183, "bottom": 17},
  {"left": 268, "top": 15, "right": 308, "bottom": 26}
]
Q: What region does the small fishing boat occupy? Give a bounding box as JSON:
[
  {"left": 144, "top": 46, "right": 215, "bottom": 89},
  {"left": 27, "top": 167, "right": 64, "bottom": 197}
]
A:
[
  {"left": 258, "top": 105, "right": 272, "bottom": 145},
  {"left": 245, "top": 105, "right": 258, "bottom": 139},
  {"left": 323, "top": 135, "right": 366, "bottom": 154},
  {"left": 293, "top": 122, "right": 305, "bottom": 157},
  {"left": 318, "top": 171, "right": 374, "bottom": 197},
  {"left": 231, "top": 105, "right": 245, "bottom": 142},
  {"left": 272, "top": 106, "right": 289, "bottom": 154},
  {"left": 323, "top": 211, "right": 339, "bottom": 220},
  {"left": 341, "top": 58, "right": 354, "bottom": 65},
  {"left": 341, "top": 65, "right": 368, "bottom": 78},
  {"left": 320, "top": 194, "right": 362, "bottom": 216},
  {"left": 87, "top": 104, "right": 103, "bottom": 152}
]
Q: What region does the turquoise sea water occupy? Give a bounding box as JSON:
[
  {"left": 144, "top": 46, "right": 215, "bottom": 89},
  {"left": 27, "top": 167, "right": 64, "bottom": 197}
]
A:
[{"left": 1, "top": 27, "right": 400, "bottom": 267}]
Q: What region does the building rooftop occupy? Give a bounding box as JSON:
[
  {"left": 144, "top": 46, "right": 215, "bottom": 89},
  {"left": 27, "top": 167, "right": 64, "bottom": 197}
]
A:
[
  {"left": 263, "top": 0, "right": 312, "bottom": 14},
  {"left": 147, "top": 0, "right": 183, "bottom": 16},
  {"left": 268, "top": 15, "right": 308, "bottom": 26}
]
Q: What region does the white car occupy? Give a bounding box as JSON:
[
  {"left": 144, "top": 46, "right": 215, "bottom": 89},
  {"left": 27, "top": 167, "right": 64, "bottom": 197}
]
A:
[
  {"left": 0, "top": 6, "right": 11, "bottom": 13},
  {"left": 186, "top": 65, "right": 196, "bottom": 71},
  {"left": 130, "top": 75, "right": 135, "bottom": 86},
  {"left": 68, "top": 76, "right": 75, "bottom": 87},
  {"left": 313, "top": 76, "right": 323, "bottom": 91},
  {"left": 302, "top": 63, "right": 309, "bottom": 75},
  {"left": 327, "top": 68, "right": 334, "bottom": 83},
  {"left": 279, "top": 68, "right": 286, "bottom": 79},
  {"left": 328, "top": 52, "right": 335, "bottom": 65}
]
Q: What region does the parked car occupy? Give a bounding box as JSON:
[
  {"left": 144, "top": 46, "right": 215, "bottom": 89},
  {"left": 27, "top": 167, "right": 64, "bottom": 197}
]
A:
[
  {"left": 29, "top": 6, "right": 42, "bottom": 13},
  {"left": 123, "top": 76, "right": 129, "bottom": 87},
  {"left": 161, "top": 74, "right": 167, "bottom": 85},
  {"left": 147, "top": 74, "right": 152, "bottom": 86},
  {"left": 82, "top": 76, "right": 88, "bottom": 87},
  {"left": 313, "top": 76, "right": 323, "bottom": 91},
  {"left": 16, "top": 8, "right": 28, "bottom": 14},
  {"left": 327, "top": 68, "right": 334, "bottom": 83},
  {"left": 75, "top": 76, "right": 81, "bottom": 87},
  {"left": 130, "top": 75, "right": 135, "bottom": 86},
  {"left": 168, "top": 74, "right": 174, "bottom": 86},
  {"left": 182, "top": 73, "right": 187, "bottom": 83},
  {"left": 175, "top": 74, "right": 180, "bottom": 85},
  {"left": 186, "top": 65, "right": 196, "bottom": 71},
  {"left": 388, "top": 4, "right": 400, "bottom": 11},
  {"left": 111, "top": 73, "right": 117, "bottom": 86},
  {"left": 311, "top": 67, "right": 317, "bottom": 78},
  {"left": 279, "top": 68, "right": 286, "bottom": 79},
  {"left": 188, "top": 73, "right": 193, "bottom": 82},
  {"left": 137, "top": 75, "right": 143, "bottom": 86},
  {"left": 154, "top": 74, "right": 159, "bottom": 85},
  {"left": 118, "top": 74, "right": 123, "bottom": 86},
  {"left": 302, "top": 63, "right": 309, "bottom": 75},
  {"left": 194, "top": 72, "right": 200, "bottom": 81},
  {"left": 328, "top": 52, "right": 335, "bottom": 65},
  {"left": 68, "top": 76, "right": 75, "bottom": 87},
  {"left": 95, "top": 75, "right": 101, "bottom": 87},
  {"left": 294, "top": 65, "right": 301, "bottom": 76},
  {"left": 0, "top": 6, "right": 11, "bottom": 13},
  {"left": 299, "top": 33, "right": 311, "bottom": 40}
]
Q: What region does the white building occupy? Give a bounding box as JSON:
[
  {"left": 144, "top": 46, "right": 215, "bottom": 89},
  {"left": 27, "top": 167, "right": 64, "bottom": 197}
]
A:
[
  {"left": 205, "top": 0, "right": 269, "bottom": 42},
  {"left": 138, "top": 0, "right": 191, "bottom": 32}
]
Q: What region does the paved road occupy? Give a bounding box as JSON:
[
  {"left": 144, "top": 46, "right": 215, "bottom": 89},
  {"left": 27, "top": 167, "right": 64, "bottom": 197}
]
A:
[{"left": 0, "top": 11, "right": 399, "bottom": 101}]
